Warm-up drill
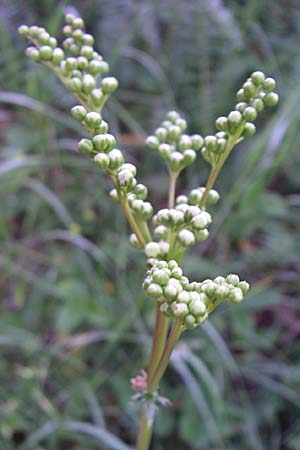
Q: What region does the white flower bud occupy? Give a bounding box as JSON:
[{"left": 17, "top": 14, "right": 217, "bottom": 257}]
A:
[
  {"left": 178, "top": 229, "right": 195, "bottom": 247},
  {"left": 191, "top": 211, "right": 211, "bottom": 230},
  {"left": 189, "top": 299, "right": 206, "bottom": 317},
  {"left": 226, "top": 274, "right": 240, "bottom": 286},
  {"left": 101, "top": 77, "right": 119, "bottom": 94},
  {"left": 177, "top": 291, "right": 190, "bottom": 304},
  {"left": 94, "top": 152, "right": 110, "bottom": 169},
  {"left": 82, "top": 74, "right": 96, "bottom": 94},
  {"left": 144, "top": 242, "right": 161, "bottom": 258},
  {"left": 229, "top": 287, "right": 244, "bottom": 304},
  {"left": 172, "top": 303, "right": 189, "bottom": 317}
]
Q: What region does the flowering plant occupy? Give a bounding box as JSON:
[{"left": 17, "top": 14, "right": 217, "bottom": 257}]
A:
[{"left": 19, "top": 13, "right": 278, "bottom": 450}]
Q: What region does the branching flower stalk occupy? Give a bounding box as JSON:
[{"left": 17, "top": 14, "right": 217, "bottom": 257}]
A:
[{"left": 19, "top": 14, "right": 279, "bottom": 450}]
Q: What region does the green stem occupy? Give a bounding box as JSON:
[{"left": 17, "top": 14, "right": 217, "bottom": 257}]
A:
[
  {"left": 199, "top": 130, "right": 244, "bottom": 209},
  {"left": 109, "top": 173, "right": 146, "bottom": 247},
  {"left": 148, "top": 319, "right": 183, "bottom": 392},
  {"left": 136, "top": 409, "right": 153, "bottom": 450},
  {"left": 168, "top": 173, "right": 177, "bottom": 209},
  {"left": 138, "top": 219, "right": 152, "bottom": 243},
  {"left": 147, "top": 304, "right": 169, "bottom": 381}
]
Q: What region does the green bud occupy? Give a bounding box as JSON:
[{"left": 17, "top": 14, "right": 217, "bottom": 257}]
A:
[
  {"left": 239, "top": 281, "right": 250, "bottom": 295},
  {"left": 81, "top": 45, "right": 94, "bottom": 59},
  {"left": 78, "top": 138, "right": 94, "bottom": 156},
  {"left": 263, "top": 77, "right": 276, "bottom": 92},
  {"left": 172, "top": 303, "right": 189, "bottom": 318},
  {"left": 189, "top": 299, "right": 206, "bottom": 316},
  {"left": 68, "top": 77, "right": 82, "bottom": 92},
  {"left": 63, "top": 25, "right": 73, "bottom": 36},
  {"left": 141, "top": 202, "right": 154, "bottom": 220},
  {"left": 52, "top": 48, "right": 64, "bottom": 65},
  {"left": 191, "top": 211, "right": 211, "bottom": 230},
  {"left": 101, "top": 77, "right": 119, "bottom": 94},
  {"left": 243, "top": 106, "right": 257, "bottom": 122},
  {"left": 176, "top": 195, "right": 188, "bottom": 204},
  {"left": 188, "top": 189, "right": 202, "bottom": 205},
  {"left": 82, "top": 74, "right": 96, "bottom": 94},
  {"left": 217, "top": 138, "right": 227, "bottom": 153},
  {"left": 236, "top": 89, "right": 245, "bottom": 102},
  {"left": 179, "top": 135, "right": 192, "bottom": 151},
  {"left": 183, "top": 149, "right": 196, "bottom": 165},
  {"left": 135, "top": 184, "right": 148, "bottom": 200},
  {"left": 71, "top": 105, "right": 87, "bottom": 121},
  {"left": 236, "top": 102, "right": 248, "bottom": 113},
  {"left": 77, "top": 56, "right": 88, "bottom": 70},
  {"left": 39, "top": 31, "right": 50, "bottom": 45},
  {"left": 166, "top": 110, "right": 180, "bottom": 122},
  {"left": 65, "top": 13, "right": 75, "bottom": 24},
  {"left": 164, "top": 284, "right": 178, "bottom": 300},
  {"left": 191, "top": 134, "right": 204, "bottom": 151},
  {"left": 95, "top": 120, "right": 109, "bottom": 134},
  {"left": 26, "top": 47, "right": 40, "bottom": 61},
  {"left": 154, "top": 225, "right": 168, "bottom": 240},
  {"left": 176, "top": 118, "right": 187, "bottom": 132},
  {"left": 243, "top": 81, "right": 256, "bottom": 98},
  {"left": 91, "top": 89, "right": 104, "bottom": 106},
  {"left": 226, "top": 274, "right": 240, "bottom": 286},
  {"left": 147, "top": 283, "right": 163, "bottom": 298},
  {"left": 227, "top": 110, "right": 242, "bottom": 130},
  {"left": 205, "top": 135, "right": 218, "bottom": 151},
  {"left": 168, "top": 125, "right": 181, "bottom": 141},
  {"left": 155, "top": 127, "right": 168, "bottom": 141},
  {"left": 82, "top": 33, "right": 94, "bottom": 46},
  {"left": 88, "top": 60, "right": 102, "bottom": 75},
  {"left": 251, "top": 71, "right": 265, "bottom": 86},
  {"left": 242, "top": 122, "right": 256, "bottom": 137},
  {"left": 184, "top": 314, "right": 196, "bottom": 328},
  {"left": 129, "top": 233, "right": 141, "bottom": 249},
  {"left": 251, "top": 98, "right": 264, "bottom": 112},
  {"left": 94, "top": 152, "right": 110, "bottom": 169},
  {"left": 85, "top": 112, "right": 102, "bottom": 129},
  {"left": 108, "top": 149, "right": 124, "bottom": 170},
  {"left": 18, "top": 25, "right": 29, "bottom": 36},
  {"left": 169, "top": 151, "right": 184, "bottom": 172},
  {"left": 146, "top": 135, "right": 160, "bottom": 150},
  {"left": 39, "top": 45, "right": 53, "bottom": 61},
  {"left": 109, "top": 188, "right": 119, "bottom": 201},
  {"left": 206, "top": 189, "right": 220, "bottom": 205},
  {"left": 263, "top": 92, "right": 279, "bottom": 107},
  {"left": 229, "top": 287, "right": 244, "bottom": 304},
  {"left": 194, "top": 229, "right": 209, "bottom": 241},
  {"left": 28, "top": 25, "right": 40, "bottom": 38},
  {"left": 215, "top": 284, "right": 229, "bottom": 299},
  {"left": 152, "top": 269, "right": 169, "bottom": 286},
  {"left": 65, "top": 57, "right": 78, "bottom": 70},
  {"left": 177, "top": 291, "right": 190, "bottom": 304},
  {"left": 159, "top": 143, "right": 173, "bottom": 160},
  {"left": 144, "top": 242, "right": 161, "bottom": 258},
  {"left": 215, "top": 116, "right": 228, "bottom": 131},
  {"left": 178, "top": 229, "right": 195, "bottom": 247},
  {"left": 72, "top": 17, "right": 84, "bottom": 29}
]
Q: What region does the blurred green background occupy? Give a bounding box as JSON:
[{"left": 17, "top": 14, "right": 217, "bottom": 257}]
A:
[{"left": 1, "top": 0, "right": 300, "bottom": 449}]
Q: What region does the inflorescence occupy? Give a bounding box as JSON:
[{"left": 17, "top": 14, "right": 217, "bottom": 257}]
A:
[
  {"left": 19, "top": 12, "right": 279, "bottom": 336},
  {"left": 143, "top": 259, "right": 249, "bottom": 329}
]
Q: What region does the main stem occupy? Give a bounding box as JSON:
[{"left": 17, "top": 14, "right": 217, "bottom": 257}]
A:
[{"left": 136, "top": 175, "right": 180, "bottom": 450}]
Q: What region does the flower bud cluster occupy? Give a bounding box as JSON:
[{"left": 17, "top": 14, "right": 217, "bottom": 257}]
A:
[
  {"left": 148, "top": 193, "right": 213, "bottom": 254},
  {"left": 146, "top": 111, "right": 204, "bottom": 175},
  {"left": 18, "top": 14, "right": 118, "bottom": 110},
  {"left": 202, "top": 71, "right": 279, "bottom": 166},
  {"left": 143, "top": 260, "right": 250, "bottom": 328},
  {"left": 111, "top": 168, "right": 154, "bottom": 228},
  {"left": 176, "top": 186, "right": 220, "bottom": 207}
]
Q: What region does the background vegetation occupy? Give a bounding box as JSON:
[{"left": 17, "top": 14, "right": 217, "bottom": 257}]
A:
[{"left": 1, "top": 0, "right": 300, "bottom": 449}]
